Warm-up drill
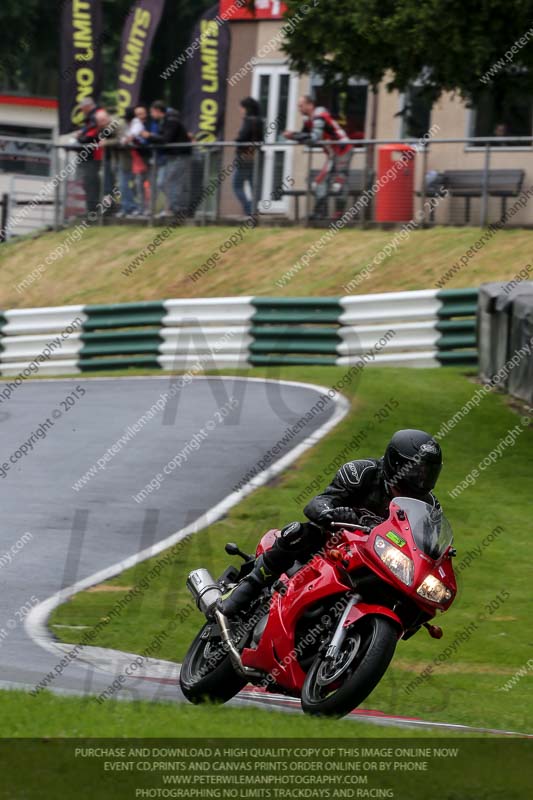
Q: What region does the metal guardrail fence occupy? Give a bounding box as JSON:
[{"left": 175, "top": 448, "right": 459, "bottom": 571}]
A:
[
  {"left": 1, "top": 135, "right": 533, "bottom": 235},
  {"left": 0, "top": 289, "right": 478, "bottom": 375},
  {"left": 55, "top": 136, "right": 533, "bottom": 229}
]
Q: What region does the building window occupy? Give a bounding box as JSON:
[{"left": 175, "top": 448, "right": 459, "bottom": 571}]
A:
[
  {"left": 400, "top": 85, "right": 433, "bottom": 139},
  {"left": 0, "top": 123, "right": 52, "bottom": 176},
  {"left": 471, "top": 83, "right": 533, "bottom": 145},
  {"left": 310, "top": 76, "right": 368, "bottom": 140}
]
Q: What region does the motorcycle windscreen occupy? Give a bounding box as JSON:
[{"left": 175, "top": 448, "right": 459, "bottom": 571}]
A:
[{"left": 393, "top": 497, "right": 453, "bottom": 559}]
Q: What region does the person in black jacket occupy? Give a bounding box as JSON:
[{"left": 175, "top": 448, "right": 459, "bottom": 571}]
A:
[
  {"left": 233, "top": 97, "right": 264, "bottom": 216},
  {"left": 219, "top": 430, "right": 443, "bottom": 616},
  {"left": 141, "top": 100, "right": 192, "bottom": 216}
]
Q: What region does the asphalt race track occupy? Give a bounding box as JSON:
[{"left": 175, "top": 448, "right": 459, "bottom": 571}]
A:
[
  {"left": 1, "top": 375, "right": 530, "bottom": 737},
  {"left": 0, "top": 376, "right": 344, "bottom": 700}
]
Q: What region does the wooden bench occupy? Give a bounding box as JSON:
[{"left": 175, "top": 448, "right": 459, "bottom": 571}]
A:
[
  {"left": 419, "top": 169, "right": 524, "bottom": 223},
  {"left": 279, "top": 168, "right": 375, "bottom": 222}
]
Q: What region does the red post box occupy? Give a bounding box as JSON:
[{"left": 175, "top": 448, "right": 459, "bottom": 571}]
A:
[{"left": 375, "top": 144, "right": 415, "bottom": 222}]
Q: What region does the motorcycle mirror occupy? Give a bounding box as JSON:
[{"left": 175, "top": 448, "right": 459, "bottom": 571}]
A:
[{"left": 225, "top": 542, "right": 253, "bottom": 561}]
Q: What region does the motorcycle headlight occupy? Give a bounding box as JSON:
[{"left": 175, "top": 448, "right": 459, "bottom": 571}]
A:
[
  {"left": 373, "top": 535, "right": 414, "bottom": 586},
  {"left": 417, "top": 575, "right": 453, "bottom": 603}
]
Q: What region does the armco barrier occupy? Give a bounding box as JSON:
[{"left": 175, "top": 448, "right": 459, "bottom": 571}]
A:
[{"left": 0, "top": 289, "right": 478, "bottom": 376}]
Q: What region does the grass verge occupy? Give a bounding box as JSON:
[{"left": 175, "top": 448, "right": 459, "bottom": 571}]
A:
[
  {"left": 2, "top": 225, "right": 532, "bottom": 307},
  {"left": 0, "top": 688, "right": 471, "bottom": 738}
]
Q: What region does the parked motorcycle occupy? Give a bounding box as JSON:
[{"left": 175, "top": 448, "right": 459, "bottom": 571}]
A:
[{"left": 180, "top": 496, "right": 457, "bottom": 717}]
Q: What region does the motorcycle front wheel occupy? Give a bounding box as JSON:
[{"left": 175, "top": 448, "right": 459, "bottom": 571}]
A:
[
  {"left": 179, "top": 622, "right": 247, "bottom": 705},
  {"left": 301, "top": 615, "right": 398, "bottom": 717}
]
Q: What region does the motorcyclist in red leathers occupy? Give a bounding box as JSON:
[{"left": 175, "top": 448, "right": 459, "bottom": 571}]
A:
[
  {"left": 283, "top": 95, "right": 353, "bottom": 218},
  {"left": 219, "top": 430, "right": 443, "bottom": 616}
]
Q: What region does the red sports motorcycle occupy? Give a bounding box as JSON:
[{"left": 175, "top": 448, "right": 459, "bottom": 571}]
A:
[{"left": 180, "top": 497, "right": 457, "bottom": 717}]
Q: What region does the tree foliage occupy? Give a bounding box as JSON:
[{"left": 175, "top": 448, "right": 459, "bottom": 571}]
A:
[{"left": 281, "top": 0, "right": 533, "bottom": 104}]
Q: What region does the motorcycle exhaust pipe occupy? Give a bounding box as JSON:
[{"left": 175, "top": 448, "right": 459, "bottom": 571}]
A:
[
  {"left": 214, "top": 609, "right": 263, "bottom": 680},
  {"left": 186, "top": 569, "right": 222, "bottom": 617},
  {"left": 186, "top": 569, "right": 263, "bottom": 680}
]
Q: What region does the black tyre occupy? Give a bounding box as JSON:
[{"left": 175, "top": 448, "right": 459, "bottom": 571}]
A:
[
  {"left": 301, "top": 615, "right": 398, "bottom": 717},
  {"left": 179, "top": 622, "right": 247, "bottom": 705}
]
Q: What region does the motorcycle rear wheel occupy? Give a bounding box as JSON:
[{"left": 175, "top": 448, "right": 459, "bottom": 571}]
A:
[
  {"left": 179, "top": 622, "right": 247, "bottom": 705},
  {"left": 301, "top": 615, "right": 398, "bottom": 717}
]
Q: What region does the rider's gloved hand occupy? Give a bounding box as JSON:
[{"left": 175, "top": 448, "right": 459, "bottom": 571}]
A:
[
  {"left": 358, "top": 512, "right": 385, "bottom": 528},
  {"left": 317, "top": 506, "right": 360, "bottom": 527}
]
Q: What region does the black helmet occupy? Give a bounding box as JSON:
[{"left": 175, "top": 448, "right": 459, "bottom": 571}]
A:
[{"left": 383, "top": 429, "right": 442, "bottom": 499}]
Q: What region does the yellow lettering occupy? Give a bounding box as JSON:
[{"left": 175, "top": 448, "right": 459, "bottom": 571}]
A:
[
  {"left": 76, "top": 67, "right": 94, "bottom": 87},
  {"left": 200, "top": 98, "right": 218, "bottom": 132},
  {"left": 201, "top": 99, "right": 217, "bottom": 114},
  {"left": 119, "top": 17, "right": 149, "bottom": 86},
  {"left": 120, "top": 71, "right": 135, "bottom": 85},
  {"left": 117, "top": 88, "right": 132, "bottom": 117},
  {"left": 201, "top": 43, "right": 218, "bottom": 92},
  {"left": 129, "top": 16, "right": 150, "bottom": 45},
  {"left": 200, "top": 20, "right": 219, "bottom": 37},
  {"left": 75, "top": 47, "right": 93, "bottom": 62},
  {"left": 72, "top": 0, "right": 90, "bottom": 13},
  {"left": 134, "top": 8, "right": 151, "bottom": 28},
  {"left": 75, "top": 67, "right": 95, "bottom": 104},
  {"left": 73, "top": 19, "right": 92, "bottom": 44},
  {"left": 71, "top": 106, "right": 84, "bottom": 127}
]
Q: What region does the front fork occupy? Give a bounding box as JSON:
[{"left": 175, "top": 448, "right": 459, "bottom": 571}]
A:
[{"left": 324, "top": 593, "right": 361, "bottom": 661}]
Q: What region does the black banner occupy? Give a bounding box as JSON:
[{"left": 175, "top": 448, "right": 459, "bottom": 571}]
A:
[
  {"left": 117, "top": 0, "right": 166, "bottom": 118},
  {"left": 59, "top": 0, "right": 103, "bottom": 134},
  {"left": 182, "top": 4, "right": 231, "bottom": 142}
]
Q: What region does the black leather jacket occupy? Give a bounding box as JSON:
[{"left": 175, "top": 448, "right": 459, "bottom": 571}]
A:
[
  {"left": 303, "top": 458, "right": 439, "bottom": 525},
  {"left": 146, "top": 108, "right": 192, "bottom": 156}
]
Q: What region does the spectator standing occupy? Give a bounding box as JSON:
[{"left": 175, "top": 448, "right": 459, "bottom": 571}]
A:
[
  {"left": 284, "top": 95, "right": 352, "bottom": 218},
  {"left": 116, "top": 107, "right": 144, "bottom": 217},
  {"left": 142, "top": 105, "right": 165, "bottom": 210},
  {"left": 95, "top": 109, "right": 119, "bottom": 208},
  {"left": 75, "top": 97, "right": 102, "bottom": 214},
  {"left": 131, "top": 106, "right": 149, "bottom": 213},
  {"left": 233, "top": 97, "right": 264, "bottom": 217},
  {"left": 141, "top": 100, "right": 192, "bottom": 217}
]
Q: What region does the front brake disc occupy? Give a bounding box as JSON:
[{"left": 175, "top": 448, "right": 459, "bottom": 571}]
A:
[{"left": 316, "top": 633, "right": 361, "bottom": 686}]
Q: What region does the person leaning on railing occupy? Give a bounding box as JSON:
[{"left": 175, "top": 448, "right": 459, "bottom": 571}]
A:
[
  {"left": 140, "top": 100, "right": 192, "bottom": 218},
  {"left": 284, "top": 94, "right": 352, "bottom": 220},
  {"left": 95, "top": 108, "right": 123, "bottom": 209},
  {"left": 115, "top": 107, "right": 145, "bottom": 218},
  {"left": 130, "top": 106, "right": 150, "bottom": 214}
]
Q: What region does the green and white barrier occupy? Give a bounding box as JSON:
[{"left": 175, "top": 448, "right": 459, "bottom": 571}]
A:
[{"left": 0, "top": 289, "right": 477, "bottom": 377}]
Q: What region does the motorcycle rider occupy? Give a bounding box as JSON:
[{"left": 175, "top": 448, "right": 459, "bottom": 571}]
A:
[
  {"left": 283, "top": 95, "right": 353, "bottom": 218},
  {"left": 219, "top": 429, "right": 442, "bottom": 616}
]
